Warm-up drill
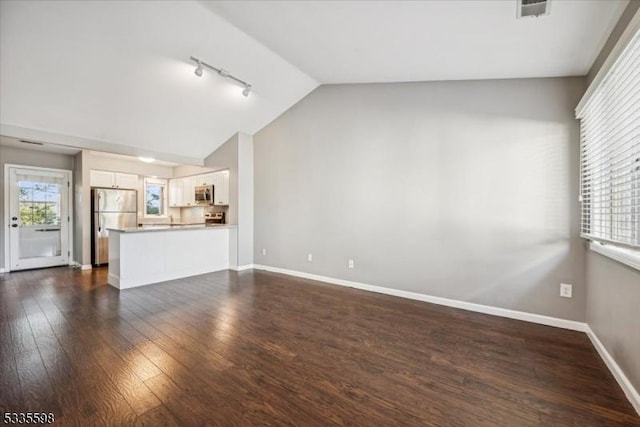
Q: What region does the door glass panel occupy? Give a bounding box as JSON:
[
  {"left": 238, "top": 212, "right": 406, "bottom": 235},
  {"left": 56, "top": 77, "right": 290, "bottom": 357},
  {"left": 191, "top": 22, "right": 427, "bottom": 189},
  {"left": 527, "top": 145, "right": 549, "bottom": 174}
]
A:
[{"left": 18, "top": 180, "right": 62, "bottom": 259}]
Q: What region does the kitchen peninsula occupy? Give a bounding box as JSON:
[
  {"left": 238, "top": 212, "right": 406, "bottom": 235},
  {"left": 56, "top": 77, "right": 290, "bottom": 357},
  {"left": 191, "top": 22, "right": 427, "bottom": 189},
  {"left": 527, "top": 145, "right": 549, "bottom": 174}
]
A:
[{"left": 107, "top": 224, "right": 237, "bottom": 289}]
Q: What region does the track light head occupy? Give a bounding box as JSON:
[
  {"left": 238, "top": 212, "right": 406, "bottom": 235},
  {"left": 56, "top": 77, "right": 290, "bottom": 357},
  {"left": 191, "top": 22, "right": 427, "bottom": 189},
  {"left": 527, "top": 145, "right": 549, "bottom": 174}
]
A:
[{"left": 191, "top": 56, "right": 252, "bottom": 98}]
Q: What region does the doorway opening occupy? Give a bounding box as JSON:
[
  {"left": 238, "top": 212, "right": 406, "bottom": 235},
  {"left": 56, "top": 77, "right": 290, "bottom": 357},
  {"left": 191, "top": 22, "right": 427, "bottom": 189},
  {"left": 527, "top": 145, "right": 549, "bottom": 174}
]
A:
[{"left": 4, "top": 165, "right": 73, "bottom": 271}]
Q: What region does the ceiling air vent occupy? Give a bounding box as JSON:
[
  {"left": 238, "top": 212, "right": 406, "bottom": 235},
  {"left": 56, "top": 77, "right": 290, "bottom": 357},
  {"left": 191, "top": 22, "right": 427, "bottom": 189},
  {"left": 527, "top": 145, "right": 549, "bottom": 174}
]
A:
[{"left": 517, "top": 0, "right": 550, "bottom": 19}]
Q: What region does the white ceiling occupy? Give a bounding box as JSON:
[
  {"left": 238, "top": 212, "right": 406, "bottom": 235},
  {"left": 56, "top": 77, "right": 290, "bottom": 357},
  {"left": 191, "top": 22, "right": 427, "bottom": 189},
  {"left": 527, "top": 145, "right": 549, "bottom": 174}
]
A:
[
  {"left": 0, "top": 136, "right": 179, "bottom": 167},
  {"left": 0, "top": 135, "right": 80, "bottom": 156},
  {"left": 0, "top": 1, "right": 628, "bottom": 163},
  {"left": 88, "top": 151, "right": 180, "bottom": 167},
  {"left": 0, "top": 1, "right": 318, "bottom": 163},
  {"left": 206, "top": 0, "right": 628, "bottom": 83}
]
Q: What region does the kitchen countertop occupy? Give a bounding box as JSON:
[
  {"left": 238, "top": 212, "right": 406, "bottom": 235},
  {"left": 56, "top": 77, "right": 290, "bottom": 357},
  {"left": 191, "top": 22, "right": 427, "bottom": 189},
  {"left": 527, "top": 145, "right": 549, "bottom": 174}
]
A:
[{"left": 108, "top": 224, "right": 236, "bottom": 233}]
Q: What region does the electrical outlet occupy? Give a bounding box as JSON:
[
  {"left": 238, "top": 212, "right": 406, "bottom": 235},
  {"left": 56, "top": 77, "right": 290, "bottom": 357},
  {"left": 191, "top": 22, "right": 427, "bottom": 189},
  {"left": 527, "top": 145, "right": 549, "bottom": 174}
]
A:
[
  {"left": 307, "top": 253, "right": 313, "bottom": 262},
  {"left": 261, "top": 248, "right": 267, "bottom": 256},
  {"left": 348, "top": 259, "right": 354, "bottom": 269},
  {"left": 560, "top": 283, "right": 572, "bottom": 298}
]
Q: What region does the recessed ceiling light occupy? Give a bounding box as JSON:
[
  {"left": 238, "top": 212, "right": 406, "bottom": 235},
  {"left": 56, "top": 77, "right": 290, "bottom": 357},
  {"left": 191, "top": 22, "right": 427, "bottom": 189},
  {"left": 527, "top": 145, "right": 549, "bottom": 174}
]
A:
[{"left": 138, "top": 156, "right": 155, "bottom": 163}]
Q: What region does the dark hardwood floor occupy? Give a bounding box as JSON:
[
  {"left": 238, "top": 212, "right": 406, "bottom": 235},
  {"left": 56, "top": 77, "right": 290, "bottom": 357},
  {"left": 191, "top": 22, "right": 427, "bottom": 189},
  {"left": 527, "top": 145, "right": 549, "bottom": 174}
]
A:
[{"left": 0, "top": 267, "right": 638, "bottom": 426}]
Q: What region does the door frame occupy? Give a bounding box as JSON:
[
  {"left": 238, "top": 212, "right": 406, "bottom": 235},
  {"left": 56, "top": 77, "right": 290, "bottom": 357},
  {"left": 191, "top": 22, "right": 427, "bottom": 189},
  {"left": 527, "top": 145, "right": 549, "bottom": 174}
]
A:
[{"left": 3, "top": 164, "right": 74, "bottom": 272}]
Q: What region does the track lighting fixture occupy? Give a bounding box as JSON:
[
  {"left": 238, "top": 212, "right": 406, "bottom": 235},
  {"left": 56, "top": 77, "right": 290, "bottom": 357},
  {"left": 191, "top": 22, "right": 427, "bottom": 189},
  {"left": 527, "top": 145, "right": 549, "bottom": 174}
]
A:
[{"left": 190, "top": 56, "right": 253, "bottom": 97}]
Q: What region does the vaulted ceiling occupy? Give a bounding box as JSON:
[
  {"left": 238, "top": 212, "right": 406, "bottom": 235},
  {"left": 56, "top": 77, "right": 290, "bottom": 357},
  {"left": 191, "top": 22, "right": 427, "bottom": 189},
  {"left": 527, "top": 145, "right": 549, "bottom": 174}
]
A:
[
  {"left": 0, "top": 0, "right": 628, "bottom": 163},
  {"left": 207, "top": 0, "right": 628, "bottom": 83}
]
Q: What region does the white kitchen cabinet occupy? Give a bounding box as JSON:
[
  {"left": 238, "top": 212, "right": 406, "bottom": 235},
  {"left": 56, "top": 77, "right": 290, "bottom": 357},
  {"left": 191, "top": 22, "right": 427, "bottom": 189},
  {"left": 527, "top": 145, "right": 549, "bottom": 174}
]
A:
[
  {"left": 115, "top": 173, "right": 139, "bottom": 189},
  {"left": 90, "top": 170, "right": 138, "bottom": 189},
  {"left": 214, "top": 170, "right": 229, "bottom": 206},
  {"left": 169, "top": 171, "right": 228, "bottom": 207},
  {"left": 182, "top": 176, "right": 196, "bottom": 206},
  {"left": 168, "top": 178, "right": 184, "bottom": 207},
  {"left": 90, "top": 170, "right": 114, "bottom": 188},
  {"left": 195, "top": 173, "right": 216, "bottom": 186},
  {"left": 168, "top": 177, "right": 195, "bottom": 207}
]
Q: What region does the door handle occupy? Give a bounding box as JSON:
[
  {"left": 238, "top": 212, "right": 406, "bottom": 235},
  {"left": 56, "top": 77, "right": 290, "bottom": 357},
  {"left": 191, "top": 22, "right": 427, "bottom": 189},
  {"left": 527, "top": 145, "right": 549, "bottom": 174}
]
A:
[{"left": 11, "top": 224, "right": 18, "bottom": 228}]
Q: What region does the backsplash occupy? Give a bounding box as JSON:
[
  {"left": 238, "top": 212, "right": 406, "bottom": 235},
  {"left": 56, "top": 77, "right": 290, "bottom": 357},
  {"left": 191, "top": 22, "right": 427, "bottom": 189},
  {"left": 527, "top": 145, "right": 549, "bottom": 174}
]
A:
[
  {"left": 180, "top": 206, "right": 205, "bottom": 223},
  {"left": 137, "top": 206, "right": 228, "bottom": 225}
]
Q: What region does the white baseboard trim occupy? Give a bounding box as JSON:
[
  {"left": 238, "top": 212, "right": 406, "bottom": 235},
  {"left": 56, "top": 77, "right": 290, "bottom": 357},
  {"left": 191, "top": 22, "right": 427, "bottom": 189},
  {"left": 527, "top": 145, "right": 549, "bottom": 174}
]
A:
[
  {"left": 253, "top": 264, "right": 587, "bottom": 332},
  {"left": 0, "top": 268, "right": 6, "bottom": 273},
  {"left": 232, "top": 264, "right": 255, "bottom": 271},
  {"left": 585, "top": 326, "right": 640, "bottom": 415},
  {"left": 71, "top": 262, "right": 92, "bottom": 270}
]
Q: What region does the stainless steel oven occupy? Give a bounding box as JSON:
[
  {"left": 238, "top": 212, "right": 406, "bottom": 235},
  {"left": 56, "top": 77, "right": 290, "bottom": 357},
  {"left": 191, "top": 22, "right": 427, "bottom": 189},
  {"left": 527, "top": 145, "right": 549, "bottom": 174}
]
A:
[{"left": 194, "top": 185, "right": 214, "bottom": 205}]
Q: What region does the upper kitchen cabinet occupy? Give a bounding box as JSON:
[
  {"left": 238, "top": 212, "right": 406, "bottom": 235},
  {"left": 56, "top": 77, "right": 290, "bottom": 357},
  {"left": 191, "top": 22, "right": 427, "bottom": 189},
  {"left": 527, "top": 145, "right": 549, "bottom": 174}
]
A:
[
  {"left": 182, "top": 176, "right": 196, "bottom": 206},
  {"left": 168, "top": 170, "right": 229, "bottom": 207},
  {"left": 168, "top": 176, "right": 196, "bottom": 206},
  {"left": 214, "top": 170, "right": 229, "bottom": 206},
  {"left": 90, "top": 170, "right": 139, "bottom": 189},
  {"left": 195, "top": 173, "right": 216, "bottom": 186},
  {"left": 168, "top": 178, "right": 184, "bottom": 207}
]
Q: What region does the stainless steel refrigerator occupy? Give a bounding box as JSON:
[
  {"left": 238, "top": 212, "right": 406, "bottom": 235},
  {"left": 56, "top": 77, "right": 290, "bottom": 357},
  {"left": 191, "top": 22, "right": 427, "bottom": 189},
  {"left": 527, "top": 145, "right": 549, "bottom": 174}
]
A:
[{"left": 91, "top": 187, "right": 137, "bottom": 266}]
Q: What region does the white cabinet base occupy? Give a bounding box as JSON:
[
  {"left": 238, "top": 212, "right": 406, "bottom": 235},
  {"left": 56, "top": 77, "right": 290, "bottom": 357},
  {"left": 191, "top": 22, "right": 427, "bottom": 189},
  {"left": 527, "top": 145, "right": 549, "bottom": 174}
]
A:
[{"left": 108, "top": 227, "right": 231, "bottom": 289}]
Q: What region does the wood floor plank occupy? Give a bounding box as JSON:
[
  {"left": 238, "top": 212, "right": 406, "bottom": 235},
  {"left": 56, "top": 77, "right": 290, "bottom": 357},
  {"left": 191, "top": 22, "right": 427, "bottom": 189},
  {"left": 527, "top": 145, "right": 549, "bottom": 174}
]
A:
[{"left": 0, "top": 266, "right": 637, "bottom": 426}]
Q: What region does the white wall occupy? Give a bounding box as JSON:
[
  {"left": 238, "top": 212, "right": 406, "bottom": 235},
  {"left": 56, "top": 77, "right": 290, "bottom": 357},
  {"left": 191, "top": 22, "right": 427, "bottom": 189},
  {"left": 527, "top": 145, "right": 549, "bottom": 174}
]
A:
[
  {"left": 0, "top": 145, "right": 74, "bottom": 270},
  {"left": 254, "top": 77, "right": 587, "bottom": 321},
  {"left": 73, "top": 151, "right": 83, "bottom": 265},
  {"left": 173, "top": 165, "right": 214, "bottom": 177}
]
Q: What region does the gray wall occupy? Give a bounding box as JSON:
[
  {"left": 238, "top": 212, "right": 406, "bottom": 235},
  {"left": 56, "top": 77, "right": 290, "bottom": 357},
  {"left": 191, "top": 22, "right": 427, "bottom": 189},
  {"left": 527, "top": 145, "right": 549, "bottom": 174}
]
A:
[
  {"left": 587, "top": 0, "right": 640, "bottom": 85},
  {"left": 254, "top": 77, "right": 587, "bottom": 321},
  {"left": 586, "top": 252, "right": 640, "bottom": 391},
  {"left": 584, "top": 2, "right": 640, "bottom": 393},
  {"left": 237, "top": 133, "right": 254, "bottom": 267},
  {"left": 0, "top": 145, "right": 74, "bottom": 270}
]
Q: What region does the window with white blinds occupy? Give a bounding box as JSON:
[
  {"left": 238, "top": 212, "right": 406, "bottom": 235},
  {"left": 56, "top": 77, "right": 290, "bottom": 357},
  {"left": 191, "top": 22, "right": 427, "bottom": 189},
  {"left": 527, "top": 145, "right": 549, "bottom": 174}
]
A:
[{"left": 577, "top": 28, "right": 640, "bottom": 250}]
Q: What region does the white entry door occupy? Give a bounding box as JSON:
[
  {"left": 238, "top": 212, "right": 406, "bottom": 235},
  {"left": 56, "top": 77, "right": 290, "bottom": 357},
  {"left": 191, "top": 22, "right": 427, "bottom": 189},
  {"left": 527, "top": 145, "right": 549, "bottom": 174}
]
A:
[{"left": 6, "top": 166, "right": 72, "bottom": 271}]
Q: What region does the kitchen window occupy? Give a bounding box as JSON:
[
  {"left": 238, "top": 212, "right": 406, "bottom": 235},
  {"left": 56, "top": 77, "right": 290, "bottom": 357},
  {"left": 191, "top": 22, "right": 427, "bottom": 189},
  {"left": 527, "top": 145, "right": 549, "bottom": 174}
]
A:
[
  {"left": 577, "top": 26, "right": 639, "bottom": 269},
  {"left": 144, "top": 177, "right": 168, "bottom": 217}
]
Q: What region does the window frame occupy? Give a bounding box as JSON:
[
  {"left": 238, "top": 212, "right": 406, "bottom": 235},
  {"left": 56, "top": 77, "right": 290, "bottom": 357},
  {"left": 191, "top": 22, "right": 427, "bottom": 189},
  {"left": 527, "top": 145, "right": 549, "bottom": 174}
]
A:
[
  {"left": 576, "top": 17, "right": 640, "bottom": 271},
  {"left": 143, "top": 177, "right": 168, "bottom": 218}
]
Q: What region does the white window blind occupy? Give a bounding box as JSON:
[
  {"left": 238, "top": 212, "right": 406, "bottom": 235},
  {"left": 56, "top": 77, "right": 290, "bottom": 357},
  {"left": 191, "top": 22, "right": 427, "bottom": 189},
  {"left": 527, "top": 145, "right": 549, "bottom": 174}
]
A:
[{"left": 577, "top": 28, "right": 640, "bottom": 250}]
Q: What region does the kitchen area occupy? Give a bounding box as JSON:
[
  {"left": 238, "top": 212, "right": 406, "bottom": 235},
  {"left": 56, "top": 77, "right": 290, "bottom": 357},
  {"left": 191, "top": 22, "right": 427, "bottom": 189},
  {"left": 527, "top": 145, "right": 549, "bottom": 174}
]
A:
[{"left": 78, "top": 149, "right": 238, "bottom": 289}]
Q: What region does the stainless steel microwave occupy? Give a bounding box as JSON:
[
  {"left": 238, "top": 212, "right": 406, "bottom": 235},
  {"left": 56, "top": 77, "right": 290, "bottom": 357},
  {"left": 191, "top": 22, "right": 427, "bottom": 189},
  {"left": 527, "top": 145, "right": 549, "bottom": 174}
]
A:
[{"left": 194, "top": 185, "right": 214, "bottom": 205}]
